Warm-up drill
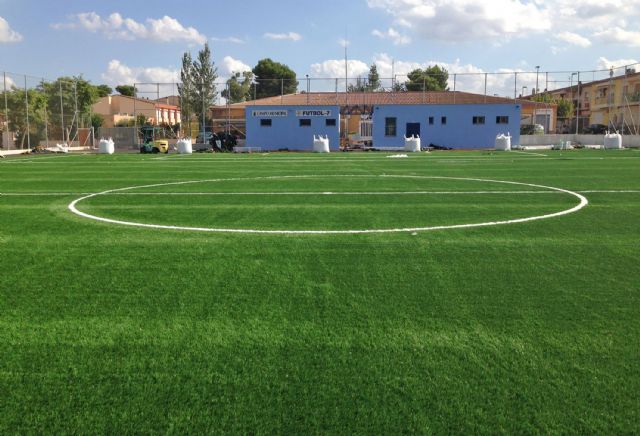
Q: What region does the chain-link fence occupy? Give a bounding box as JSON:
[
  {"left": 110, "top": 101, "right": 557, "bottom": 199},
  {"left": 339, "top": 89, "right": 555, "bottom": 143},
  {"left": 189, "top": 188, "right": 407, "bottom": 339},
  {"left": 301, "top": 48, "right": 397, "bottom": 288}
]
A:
[
  {"left": 1, "top": 72, "right": 98, "bottom": 151},
  {"left": 2, "top": 63, "right": 639, "bottom": 151}
]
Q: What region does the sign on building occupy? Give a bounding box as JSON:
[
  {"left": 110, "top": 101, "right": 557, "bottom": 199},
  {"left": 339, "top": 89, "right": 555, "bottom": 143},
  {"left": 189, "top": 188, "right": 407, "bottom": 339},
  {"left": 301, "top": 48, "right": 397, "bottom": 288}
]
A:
[
  {"left": 251, "top": 110, "right": 288, "bottom": 117},
  {"left": 295, "top": 110, "right": 332, "bottom": 117}
]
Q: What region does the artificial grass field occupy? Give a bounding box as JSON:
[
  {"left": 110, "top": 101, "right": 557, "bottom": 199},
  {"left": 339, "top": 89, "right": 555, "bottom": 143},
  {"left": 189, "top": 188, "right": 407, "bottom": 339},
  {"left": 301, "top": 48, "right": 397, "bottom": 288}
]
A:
[{"left": 1, "top": 150, "right": 639, "bottom": 433}]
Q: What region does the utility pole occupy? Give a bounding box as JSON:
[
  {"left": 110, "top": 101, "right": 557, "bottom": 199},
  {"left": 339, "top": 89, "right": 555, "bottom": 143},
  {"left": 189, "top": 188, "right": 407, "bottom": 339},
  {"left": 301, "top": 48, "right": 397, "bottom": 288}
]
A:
[
  {"left": 24, "top": 75, "right": 30, "bottom": 149},
  {"left": 535, "top": 66, "right": 540, "bottom": 94},
  {"left": 575, "top": 72, "right": 580, "bottom": 135}
]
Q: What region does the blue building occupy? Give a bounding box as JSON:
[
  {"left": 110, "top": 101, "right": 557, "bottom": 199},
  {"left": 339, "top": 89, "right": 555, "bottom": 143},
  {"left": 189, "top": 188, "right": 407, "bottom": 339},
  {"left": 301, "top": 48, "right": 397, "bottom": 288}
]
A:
[
  {"left": 245, "top": 105, "right": 340, "bottom": 151},
  {"left": 238, "top": 93, "right": 523, "bottom": 151},
  {"left": 372, "top": 103, "right": 521, "bottom": 149}
]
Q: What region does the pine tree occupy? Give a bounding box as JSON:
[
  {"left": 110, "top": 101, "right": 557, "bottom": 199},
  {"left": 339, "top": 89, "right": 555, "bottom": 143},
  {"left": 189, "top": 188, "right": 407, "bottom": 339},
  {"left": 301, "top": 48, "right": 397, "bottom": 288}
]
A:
[
  {"left": 178, "top": 52, "right": 195, "bottom": 134},
  {"left": 192, "top": 43, "right": 218, "bottom": 125},
  {"left": 367, "top": 65, "right": 381, "bottom": 92}
]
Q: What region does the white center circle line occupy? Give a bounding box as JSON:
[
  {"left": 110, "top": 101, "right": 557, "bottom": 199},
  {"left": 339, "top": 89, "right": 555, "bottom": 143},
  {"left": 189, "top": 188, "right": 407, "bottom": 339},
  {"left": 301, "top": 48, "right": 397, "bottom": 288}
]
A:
[{"left": 67, "top": 175, "right": 589, "bottom": 234}]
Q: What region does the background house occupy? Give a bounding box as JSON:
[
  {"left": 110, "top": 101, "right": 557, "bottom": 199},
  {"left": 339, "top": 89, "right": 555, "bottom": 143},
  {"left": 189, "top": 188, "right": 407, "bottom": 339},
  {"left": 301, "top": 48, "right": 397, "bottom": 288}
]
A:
[{"left": 92, "top": 95, "right": 181, "bottom": 128}]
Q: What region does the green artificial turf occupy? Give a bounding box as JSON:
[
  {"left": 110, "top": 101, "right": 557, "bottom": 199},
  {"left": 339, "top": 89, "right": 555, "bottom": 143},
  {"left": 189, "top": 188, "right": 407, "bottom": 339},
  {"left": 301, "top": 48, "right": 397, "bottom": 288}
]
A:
[{"left": 1, "top": 150, "right": 639, "bottom": 433}]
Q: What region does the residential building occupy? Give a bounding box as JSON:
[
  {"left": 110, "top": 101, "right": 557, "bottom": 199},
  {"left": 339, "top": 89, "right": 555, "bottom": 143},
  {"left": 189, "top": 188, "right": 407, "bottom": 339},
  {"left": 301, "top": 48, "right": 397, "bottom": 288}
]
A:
[
  {"left": 92, "top": 95, "right": 181, "bottom": 128},
  {"left": 547, "top": 69, "right": 640, "bottom": 133}
]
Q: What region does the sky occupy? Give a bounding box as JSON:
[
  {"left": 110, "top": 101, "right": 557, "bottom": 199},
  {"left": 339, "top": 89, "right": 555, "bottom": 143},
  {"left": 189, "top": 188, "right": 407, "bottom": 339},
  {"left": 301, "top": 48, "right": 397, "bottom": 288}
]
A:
[{"left": 1, "top": 0, "right": 639, "bottom": 98}]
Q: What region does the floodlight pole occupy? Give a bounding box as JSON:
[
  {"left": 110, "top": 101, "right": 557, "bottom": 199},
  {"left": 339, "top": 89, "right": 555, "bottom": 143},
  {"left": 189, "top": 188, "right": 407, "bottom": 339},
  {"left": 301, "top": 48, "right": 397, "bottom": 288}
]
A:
[
  {"left": 484, "top": 73, "right": 487, "bottom": 103},
  {"left": 201, "top": 83, "right": 205, "bottom": 142},
  {"left": 73, "top": 80, "right": 78, "bottom": 141},
  {"left": 24, "top": 75, "right": 30, "bottom": 150},
  {"left": 575, "top": 72, "right": 580, "bottom": 135},
  {"left": 59, "top": 81, "right": 64, "bottom": 143},
  {"left": 3, "top": 72, "right": 9, "bottom": 149},
  {"left": 43, "top": 78, "right": 49, "bottom": 148},
  {"left": 453, "top": 74, "right": 457, "bottom": 104}
]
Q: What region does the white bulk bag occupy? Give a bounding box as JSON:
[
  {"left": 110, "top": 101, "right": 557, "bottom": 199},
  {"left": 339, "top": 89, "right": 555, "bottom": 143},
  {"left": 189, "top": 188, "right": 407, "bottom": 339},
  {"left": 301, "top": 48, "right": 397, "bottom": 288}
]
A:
[{"left": 177, "top": 138, "right": 193, "bottom": 154}]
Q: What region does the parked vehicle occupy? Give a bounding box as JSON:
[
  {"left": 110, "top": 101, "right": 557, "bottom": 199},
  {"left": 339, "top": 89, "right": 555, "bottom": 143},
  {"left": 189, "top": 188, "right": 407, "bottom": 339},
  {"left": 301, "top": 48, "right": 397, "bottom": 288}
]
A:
[
  {"left": 582, "top": 124, "right": 608, "bottom": 134},
  {"left": 196, "top": 131, "right": 214, "bottom": 144},
  {"left": 520, "top": 124, "right": 544, "bottom": 135}
]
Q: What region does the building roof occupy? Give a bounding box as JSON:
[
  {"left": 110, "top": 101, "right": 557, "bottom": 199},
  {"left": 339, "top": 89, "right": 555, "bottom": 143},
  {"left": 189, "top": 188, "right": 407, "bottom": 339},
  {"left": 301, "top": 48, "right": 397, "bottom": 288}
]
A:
[
  {"left": 106, "top": 94, "right": 180, "bottom": 110},
  {"left": 547, "top": 70, "right": 640, "bottom": 95},
  {"left": 229, "top": 91, "right": 516, "bottom": 107}
]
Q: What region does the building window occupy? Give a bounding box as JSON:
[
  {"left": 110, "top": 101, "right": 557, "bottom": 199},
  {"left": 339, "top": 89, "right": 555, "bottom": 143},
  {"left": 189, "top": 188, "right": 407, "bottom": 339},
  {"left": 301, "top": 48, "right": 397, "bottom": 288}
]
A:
[
  {"left": 496, "top": 116, "right": 509, "bottom": 124},
  {"left": 428, "top": 116, "right": 434, "bottom": 125},
  {"left": 472, "top": 116, "right": 486, "bottom": 125},
  {"left": 260, "top": 119, "right": 272, "bottom": 127},
  {"left": 299, "top": 119, "right": 311, "bottom": 127},
  {"left": 385, "top": 117, "right": 397, "bottom": 136},
  {"left": 441, "top": 116, "right": 447, "bottom": 125},
  {"left": 325, "top": 118, "right": 336, "bottom": 126}
]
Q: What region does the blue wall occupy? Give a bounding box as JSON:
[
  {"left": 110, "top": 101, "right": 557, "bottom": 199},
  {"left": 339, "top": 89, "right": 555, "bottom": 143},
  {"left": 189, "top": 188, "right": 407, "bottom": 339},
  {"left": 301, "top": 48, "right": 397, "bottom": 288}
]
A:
[
  {"left": 372, "top": 104, "right": 521, "bottom": 149},
  {"left": 246, "top": 105, "right": 340, "bottom": 151}
]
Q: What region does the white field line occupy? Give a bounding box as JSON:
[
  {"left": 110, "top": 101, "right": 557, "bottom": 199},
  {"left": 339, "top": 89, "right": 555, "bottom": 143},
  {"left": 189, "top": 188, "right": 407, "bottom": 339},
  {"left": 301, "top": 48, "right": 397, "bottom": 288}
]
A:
[
  {"left": 67, "top": 175, "right": 589, "bottom": 234},
  {"left": 80, "top": 190, "right": 561, "bottom": 196},
  {"left": 3, "top": 189, "right": 639, "bottom": 197},
  {"left": 510, "top": 150, "right": 549, "bottom": 157},
  {"left": 5, "top": 155, "right": 640, "bottom": 164}
]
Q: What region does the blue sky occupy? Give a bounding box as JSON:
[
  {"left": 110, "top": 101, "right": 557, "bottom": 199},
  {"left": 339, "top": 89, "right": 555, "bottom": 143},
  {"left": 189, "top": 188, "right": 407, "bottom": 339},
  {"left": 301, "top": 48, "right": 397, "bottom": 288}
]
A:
[{"left": 1, "top": 0, "right": 639, "bottom": 97}]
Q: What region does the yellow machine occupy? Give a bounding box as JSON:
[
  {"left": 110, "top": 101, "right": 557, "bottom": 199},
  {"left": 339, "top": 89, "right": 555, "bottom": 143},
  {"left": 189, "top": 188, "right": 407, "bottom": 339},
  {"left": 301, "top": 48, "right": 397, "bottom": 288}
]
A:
[{"left": 140, "top": 126, "right": 169, "bottom": 154}]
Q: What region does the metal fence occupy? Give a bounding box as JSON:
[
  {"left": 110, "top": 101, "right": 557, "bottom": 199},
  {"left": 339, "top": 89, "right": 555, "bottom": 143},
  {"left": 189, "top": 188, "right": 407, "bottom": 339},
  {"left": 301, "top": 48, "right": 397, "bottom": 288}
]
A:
[
  {"left": 1, "top": 72, "right": 98, "bottom": 150},
  {"left": 2, "top": 63, "right": 639, "bottom": 151}
]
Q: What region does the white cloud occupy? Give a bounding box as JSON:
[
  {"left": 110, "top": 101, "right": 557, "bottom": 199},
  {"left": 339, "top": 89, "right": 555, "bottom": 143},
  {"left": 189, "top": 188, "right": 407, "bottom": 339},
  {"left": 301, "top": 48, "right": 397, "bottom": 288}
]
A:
[
  {"left": 596, "top": 57, "right": 639, "bottom": 70},
  {"left": 555, "top": 31, "right": 591, "bottom": 47},
  {"left": 593, "top": 27, "right": 640, "bottom": 47},
  {"left": 53, "top": 12, "right": 206, "bottom": 45},
  {"left": 555, "top": 0, "right": 637, "bottom": 30},
  {"left": 211, "top": 36, "right": 246, "bottom": 44},
  {"left": 263, "top": 32, "right": 301, "bottom": 41},
  {"left": 367, "top": 0, "right": 640, "bottom": 48},
  {"left": 101, "top": 59, "right": 180, "bottom": 86},
  {"left": 2, "top": 75, "right": 16, "bottom": 89},
  {"left": 310, "top": 59, "right": 369, "bottom": 79},
  {"left": 308, "top": 53, "right": 540, "bottom": 97},
  {"left": 220, "top": 56, "right": 252, "bottom": 76},
  {"left": 371, "top": 28, "right": 411, "bottom": 45},
  {"left": 0, "top": 16, "right": 22, "bottom": 43},
  {"left": 367, "top": 0, "right": 551, "bottom": 41}
]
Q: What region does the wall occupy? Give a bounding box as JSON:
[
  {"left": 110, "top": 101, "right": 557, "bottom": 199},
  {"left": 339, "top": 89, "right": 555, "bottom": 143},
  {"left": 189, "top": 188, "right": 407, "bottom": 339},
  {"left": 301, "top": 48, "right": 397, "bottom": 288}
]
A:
[
  {"left": 245, "top": 105, "right": 340, "bottom": 151},
  {"left": 97, "top": 127, "right": 137, "bottom": 149},
  {"left": 371, "top": 104, "right": 521, "bottom": 149},
  {"left": 520, "top": 134, "right": 640, "bottom": 147}
]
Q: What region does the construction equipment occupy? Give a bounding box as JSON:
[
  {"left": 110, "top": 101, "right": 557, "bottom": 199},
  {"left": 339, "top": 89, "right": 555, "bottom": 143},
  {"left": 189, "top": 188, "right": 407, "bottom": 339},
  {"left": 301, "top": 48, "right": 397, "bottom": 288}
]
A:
[{"left": 139, "top": 126, "right": 169, "bottom": 154}]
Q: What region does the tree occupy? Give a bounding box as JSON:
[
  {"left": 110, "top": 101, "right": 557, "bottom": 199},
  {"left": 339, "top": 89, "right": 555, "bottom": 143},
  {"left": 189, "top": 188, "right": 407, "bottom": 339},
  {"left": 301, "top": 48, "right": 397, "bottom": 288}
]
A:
[
  {"left": 2, "top": 87, "right": 47, "bottom": 148},
  {"left": 115, "top": 85, "right": 136, "bottom": 97},
  {"left": 367, "top": 64, "right": 381, "bottom": 92},
  {"left": 222, "top": 71, "right": 254, "bottom": 103},
  {"left": 405, "top": 65, "right": 449, "bottom": 92},
  {"left": 556, "top": 98, "right": 574, "bottom": 119},
  {"left": 38, "top": 76, "right": 101, "bottom": 139},
  {"left": 347, "top": 77, "right": 367, "bottom": 93},
  {"left": 96, "top": 85, "right": 112, "bottom": 97},
  {"left": 532, "top": 93, "right": 574, "bottom": 120},
  {"left": 191, "top": 42, "right": 218, "bottom": 124},
  {"left": 252, "top": 58, "right": 298, "bottom": 99},
  {"left": 178, "top": 51, "right": 195, "bottom": 129},
  {"left": 90, "top": 113, "right": 104, "bottom": 130}
]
